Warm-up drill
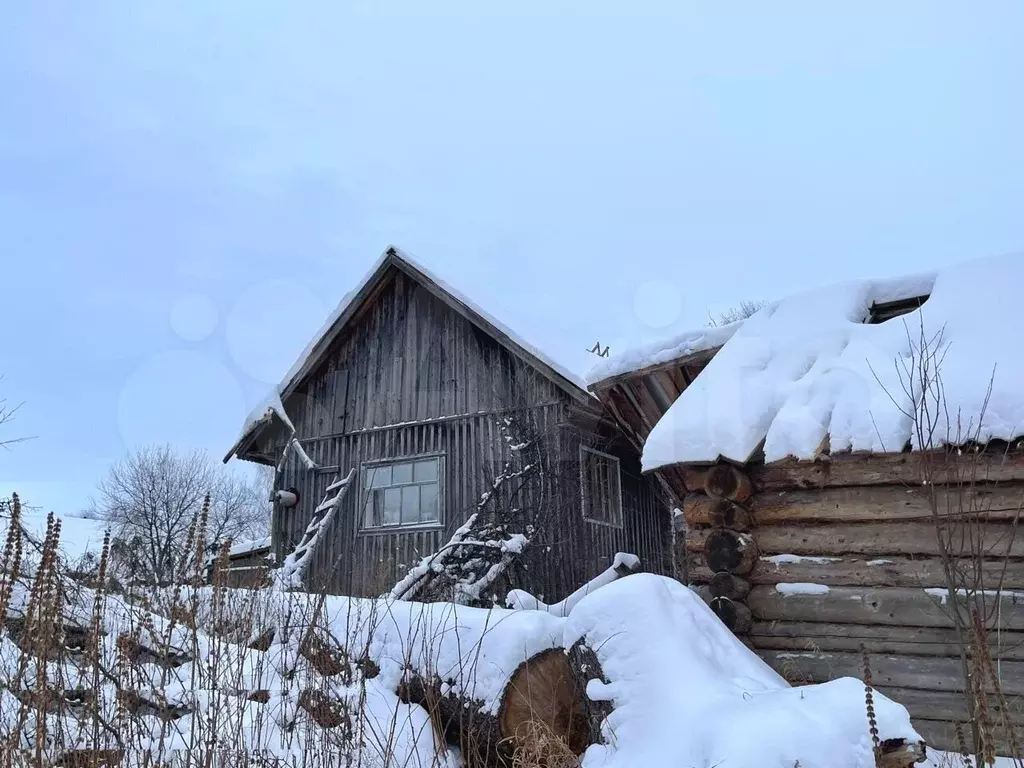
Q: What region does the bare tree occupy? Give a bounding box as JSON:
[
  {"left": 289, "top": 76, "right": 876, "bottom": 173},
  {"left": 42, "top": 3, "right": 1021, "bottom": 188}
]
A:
[
  {"left": 707, "top": 299, "right": 767, "bottom": 327},
  {"left": 93, "top": 445, "right": 269, "bottom": 586},
  {"left": 0, "top": 376, "right": 32, "bottom": 451}
]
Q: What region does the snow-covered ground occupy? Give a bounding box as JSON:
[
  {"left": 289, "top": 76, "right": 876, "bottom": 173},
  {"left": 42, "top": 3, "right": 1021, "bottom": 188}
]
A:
[
  {"left": 643, "top": 252, "right": 1024, "bottom": 469},
  {"left": 0, "top": 568, "right": 926, "bottom": 767}
]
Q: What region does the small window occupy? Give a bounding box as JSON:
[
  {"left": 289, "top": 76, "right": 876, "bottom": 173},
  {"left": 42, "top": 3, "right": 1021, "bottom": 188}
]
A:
[
  {"left": 867, "top": 295, "right": 930, "bottom": 324},
  {"left": 361, "top": 456, "right": 443, "bottom": 529},
  {"left": 580, "top": 446, "right": 623, "bottom": 528}
]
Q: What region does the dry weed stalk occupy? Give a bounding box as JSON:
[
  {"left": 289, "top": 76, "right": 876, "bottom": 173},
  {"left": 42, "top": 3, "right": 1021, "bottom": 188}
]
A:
[{"left": 872, "top": 313, "right": 1024, "bottom": 765}]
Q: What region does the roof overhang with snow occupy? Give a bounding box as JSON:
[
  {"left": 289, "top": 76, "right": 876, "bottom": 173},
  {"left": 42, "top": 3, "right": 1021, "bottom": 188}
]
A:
[
  {"left": 224, "top": 246, "right": 595, "bottom": 464},
  {"left": 641, "top": 253, "right": 1024, "bottom": 473}
]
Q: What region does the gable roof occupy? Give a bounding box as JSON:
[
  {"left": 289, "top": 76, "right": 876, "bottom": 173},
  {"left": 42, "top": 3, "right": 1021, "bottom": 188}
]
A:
[
  {"left": 224, "top": 246, "right": 593, "bottom": 464},
  {"left": 642, "top": 253, "right": 1023, "bottom": 471}
]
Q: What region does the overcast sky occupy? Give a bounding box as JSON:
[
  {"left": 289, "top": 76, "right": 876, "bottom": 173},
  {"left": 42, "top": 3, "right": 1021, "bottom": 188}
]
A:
[{"left": 2, "top": 1, "right": 1022, "bottom": 516}]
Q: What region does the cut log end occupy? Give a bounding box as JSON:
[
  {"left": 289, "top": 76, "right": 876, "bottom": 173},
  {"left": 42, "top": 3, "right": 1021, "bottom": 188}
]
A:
[
  {"left": 704, "top": 464, "right": 753, "bottom": 502},
  {"left": 709, "top": 500, "right": 755, "bottom": 531},
  {"left": 709, "top": 571, "right": 751, "bottom": 600},
  {"left": 704, "top": 529, "right": 758, "bottom": 575},
  {"left": 709, "top": 596, "right": 753, "bottom": 634},
  {"left": 498, "top": 647, "right": 589, "bottom": 758}
]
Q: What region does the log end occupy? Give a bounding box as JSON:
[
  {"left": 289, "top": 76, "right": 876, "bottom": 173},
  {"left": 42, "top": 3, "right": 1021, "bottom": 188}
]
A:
[
  {"left": 704, "top": 529, "right": 758, "bottom": 575},
  {"left": 709, "top": 596, "right": 753, "bottom": 634},
  {"left": 704, "top": 464, "right": 753, "bottom": 502},
  {"left": 499, "top": 648, "right": 590, "bottom": 757},
  {"left": 709, "top": 571, "right": 752, "bottom": 600}
]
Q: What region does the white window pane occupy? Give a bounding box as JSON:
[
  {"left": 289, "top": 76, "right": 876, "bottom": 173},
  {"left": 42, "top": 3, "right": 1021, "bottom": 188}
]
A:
[
  {"left": 401, "top": 486, "right": 420, "bottom": 524},
  {"left": 419, "top": 484, "right": 439, "bottom": 522},
  {"left": 411, "top": 460, "right": 436, "bottom": 483},
  {"left": 414, "top": 459, "right": 438, "bottom": 482},
  {"left": 392, "top": 462, "right": 414, "bottom": 485},
  {"left": 383, "top": 488, "right": 402, "bottom": 525},
  {"left": 369, "top": 466, "right": 392, "bottom": 488}
]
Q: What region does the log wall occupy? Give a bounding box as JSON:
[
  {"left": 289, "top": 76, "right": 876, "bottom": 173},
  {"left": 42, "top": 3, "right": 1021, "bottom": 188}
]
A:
[{"left": 681, "top": 451, "right": 1024, "bottom": 753}]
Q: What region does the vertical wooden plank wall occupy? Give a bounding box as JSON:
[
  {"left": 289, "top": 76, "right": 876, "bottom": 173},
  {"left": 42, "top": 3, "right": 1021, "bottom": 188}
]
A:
[{"left": 269, "top": 266, "right": 671, "bottom": 601}]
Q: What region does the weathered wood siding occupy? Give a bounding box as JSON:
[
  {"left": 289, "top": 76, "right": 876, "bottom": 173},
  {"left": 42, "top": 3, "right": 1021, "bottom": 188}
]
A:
[
  {"left": 682, "top": 450, "right": 1024, "bottom": 752},
  {"left": 268, "top": 267, "right": 669, "bottom": 599}
]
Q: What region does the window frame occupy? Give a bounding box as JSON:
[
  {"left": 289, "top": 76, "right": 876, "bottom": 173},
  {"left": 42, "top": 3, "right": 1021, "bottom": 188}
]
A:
[
  {"left": 357, "top": 452, "right": 446, "bottom": 533},
  {"left": 579, "top": 445, "right": 624, "bottom": 529}
]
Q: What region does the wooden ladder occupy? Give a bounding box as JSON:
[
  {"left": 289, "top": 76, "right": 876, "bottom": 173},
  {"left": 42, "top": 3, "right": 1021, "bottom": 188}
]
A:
[{"left": 280, "top": 467, "right": 357, "bottom": 589}]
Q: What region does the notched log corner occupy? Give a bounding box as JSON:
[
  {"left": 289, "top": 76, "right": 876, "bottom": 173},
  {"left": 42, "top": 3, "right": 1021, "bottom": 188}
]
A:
[
  {"left": 704, "top": 529, "right": 757, "bottom": 575},
  {"left": 704, "top": 463, "right": 753, "bottom": 502},
  {"left": 708, "top": 596, "right": 753, "bottom": 634}
]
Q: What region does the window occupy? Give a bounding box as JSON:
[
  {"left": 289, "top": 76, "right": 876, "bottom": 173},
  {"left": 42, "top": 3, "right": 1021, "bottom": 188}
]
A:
[
  {"left": 867, "top": 295, "right": 930, "bottom": 324},
  {"left": 361, "top": 456, "right": 443, "bottom": 529},
  {"left": 580, "top": 446, "right": 623, "bottom": 527}
]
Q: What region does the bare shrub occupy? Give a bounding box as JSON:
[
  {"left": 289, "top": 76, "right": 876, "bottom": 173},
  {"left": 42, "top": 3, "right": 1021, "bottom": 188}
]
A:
[
  {"left": 707, "top": 299, "right": 767, "bottom": 327},
  {"left": 870, "top": 314, "right": 1024, "bottom": 766}
]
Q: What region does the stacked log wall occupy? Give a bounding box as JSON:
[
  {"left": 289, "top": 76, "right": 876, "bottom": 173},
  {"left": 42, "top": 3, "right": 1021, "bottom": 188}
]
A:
[{"left": 682, "top": 451, "right": 1024, "bottom": 753}]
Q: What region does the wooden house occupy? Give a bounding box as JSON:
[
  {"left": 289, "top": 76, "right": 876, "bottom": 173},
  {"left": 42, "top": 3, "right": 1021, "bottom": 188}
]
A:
[
  {"left": 587, "top": 252, "right": 1024, "bottom": 752},
  {"left": 224, "top": 247, "right": 669, "bottom": 599}
]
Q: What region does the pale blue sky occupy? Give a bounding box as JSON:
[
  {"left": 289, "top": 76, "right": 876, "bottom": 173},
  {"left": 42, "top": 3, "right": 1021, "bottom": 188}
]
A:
[{"left": 2, "top": 1, "right": 1022, "bottom": 515}]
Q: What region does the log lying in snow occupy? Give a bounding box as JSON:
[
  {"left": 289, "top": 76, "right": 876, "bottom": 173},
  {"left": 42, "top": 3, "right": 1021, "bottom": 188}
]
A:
[
  {"left": 499, "top": 647, "right": 590, "bottom": 757},
  {"left": 396, "top": 641, "right": 611, "bottom": 766},
  {"left": 507, "top": 553, "right": 641, "bottom": 617}
]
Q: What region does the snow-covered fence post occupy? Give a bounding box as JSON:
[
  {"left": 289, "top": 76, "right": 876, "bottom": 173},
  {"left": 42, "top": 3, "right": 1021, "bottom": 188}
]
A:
[{"left": 506, "top": 552, "right": 640, "bottom": 617}]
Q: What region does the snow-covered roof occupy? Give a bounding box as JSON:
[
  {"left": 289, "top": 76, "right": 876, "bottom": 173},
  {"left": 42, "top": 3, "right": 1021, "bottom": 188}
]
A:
[
  {"left": 643, "top": 253, "right": 1024, "bottom": 470},
  {"left": 585, "top": 320, "right": 744, "bottom": 386},
  {"left": 225, "top": 246, "right": 592, "bottom": 463},
  {"left": 228, "top": 535, "right": 271, "bottom": 558}
]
